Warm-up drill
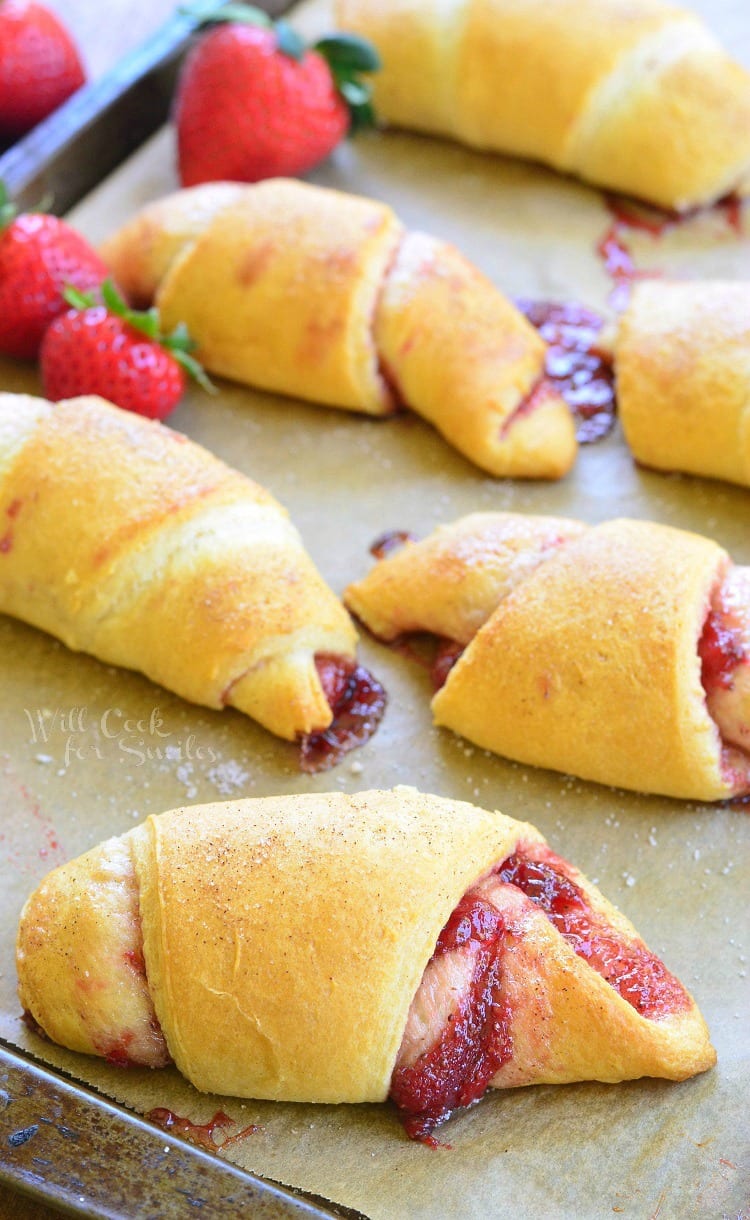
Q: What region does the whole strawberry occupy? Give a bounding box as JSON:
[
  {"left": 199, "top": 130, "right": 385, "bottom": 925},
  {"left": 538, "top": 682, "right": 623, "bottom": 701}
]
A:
[
  {"left": 40, "top": 280, "right": 212, "bottom": 420},
  {"left": 0, "top": 0, "right": 85, "bottom": 139},
  {"left": 174, "top": 3, "right": 379, "bottom": 187},
  {"left": 0, "top": 183, "right": 108, "bottom": 360}
]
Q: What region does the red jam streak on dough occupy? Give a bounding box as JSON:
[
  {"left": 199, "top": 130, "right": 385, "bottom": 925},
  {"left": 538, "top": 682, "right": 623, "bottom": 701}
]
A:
[
  {"left": 369, "top": 529, "right": 418, "bottom": 560},
  {"left": 516, "top": 301, "right": 616, "bottom": 443},
  {"left": 101, "top": 1033, "right": 139, "bottom": 1068},
  {"left": 496, "top": 845, "right": 690, "bottom": 1019},
  {"left": 390, "top": 893, "right": 514, "bottom": 1147},
  {"left": 392, "top": 843, "right": 689, "bottom": 1143},
  {"left": 146, "top": 1108, "right": 259, "bottom": 1152},
  {"left": 431, "top": 639, "right": 464, "bottom": 691},
  {"left": 698, "top": 610, "right": 747, "bottom": 695},
  {"left": 299, "top": 654, "right": 387, "bottom": 773},
  {"left": 597, "top": 193, "right": 745, "bottom": 310}
]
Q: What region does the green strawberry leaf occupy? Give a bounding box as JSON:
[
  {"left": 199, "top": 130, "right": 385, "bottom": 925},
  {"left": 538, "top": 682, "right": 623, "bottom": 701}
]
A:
[
  {"left": 337, "top": 78, "right": 371, "bottom": 108},
  {"left": 63, "top": 278, "right": 215, "bottom": 393},
  {"left": 165, "top": 321, "right": 195, "bottom": 354},
  {"left": 171, "top": 348, "right": 217, "bottom": 394},
  {"left": 314, "top": 32, "right": 380, "bottom": 132},
  {"left": 0, "top": 180, "right": 54, "bottom": 228},
  {"left": 313, "top": 33, "right": 380, "bottom": 74},
  {"left": 0, "top": 181, "right": 17, "bottom": 230},
  {"left": 63, "top": 284, "right": 99, "bottom": 310}
]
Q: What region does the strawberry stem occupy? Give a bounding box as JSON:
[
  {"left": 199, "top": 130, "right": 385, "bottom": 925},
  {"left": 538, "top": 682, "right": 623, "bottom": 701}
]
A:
[
  {"left": 313, "top": 33, "right": 380, "bottom": 131},
  {"left": 0, "top": 182, "right": 17, "bottom": 230},
  {"left": 62, "top": 279, "right": 216, "bottom": 394}
]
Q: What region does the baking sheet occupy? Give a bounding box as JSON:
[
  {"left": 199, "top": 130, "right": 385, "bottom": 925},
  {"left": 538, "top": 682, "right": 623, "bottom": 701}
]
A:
[{"left": 1, "top": 0, "right": 750, "bottom": 1214}]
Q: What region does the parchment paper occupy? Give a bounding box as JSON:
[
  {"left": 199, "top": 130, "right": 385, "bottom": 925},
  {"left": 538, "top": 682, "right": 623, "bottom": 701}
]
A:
[{"left": 1, "top": 2, "right": 749, "bottom": 1215}]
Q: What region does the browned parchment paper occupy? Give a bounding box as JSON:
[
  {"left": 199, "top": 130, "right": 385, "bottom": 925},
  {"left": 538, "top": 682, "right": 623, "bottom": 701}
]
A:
[{"left": 1, "top": 1, "right": 749, "bottom": 1215}]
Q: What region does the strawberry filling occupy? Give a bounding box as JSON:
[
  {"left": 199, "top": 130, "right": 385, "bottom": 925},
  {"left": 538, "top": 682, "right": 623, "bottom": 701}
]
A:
[
  {"left": 515, "top": 300, "right": 616, "bottom": 442},
  {"left": 299, "top": 654, "right": 387, "bottom": 772},
  {"left": 698, "top": 571, "right": 750, "bottom": 763},
  {"left": 498, "top": 376, "right": 561, "bottom": 439},
  {"left": 391, "top": 842, "right": 689, "bottom": 1142},
  {"left": 698, "top": 609, "right": 746, "bottom": 694}
]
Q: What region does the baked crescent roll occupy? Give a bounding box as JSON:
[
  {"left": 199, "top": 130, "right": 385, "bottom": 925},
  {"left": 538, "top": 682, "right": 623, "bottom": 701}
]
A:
[
  {"left": 335, "top": 0, "right": 750, "bottom": 212},
  {"left": 0, "top": 391, "right": 376, "bottom": 753},
  {"left": 616, "top": 281, "right": 750, "bottom": 489},
  {"left": 100, "top": 179, "right": 576, "bottom": 480},
  {"left": 345, "top": 514, "right": 750, "bottom": 801},
  {"left": 16, "top": 788, "right": 715, "bottom": 1140}
]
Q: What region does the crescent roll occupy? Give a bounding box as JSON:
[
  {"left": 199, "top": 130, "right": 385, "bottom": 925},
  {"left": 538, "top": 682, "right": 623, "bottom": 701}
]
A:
[
  {"left": 0, "top": 391, "right": 371, "bottom": 750},
  {"left": 345, "top": 514, "right": 750, "bottom": 801},
  {"left": 335, "top": 0, "right": 750, "bottom": 212},
  {"left": 616, "top": 281, "right": 750, "bottom": 489},
  {"left": 16, "top": 788, "right": 715, "bottom": 1140},
  {"left": 100, "top": 179, "right": 576, "bottom": 480}
]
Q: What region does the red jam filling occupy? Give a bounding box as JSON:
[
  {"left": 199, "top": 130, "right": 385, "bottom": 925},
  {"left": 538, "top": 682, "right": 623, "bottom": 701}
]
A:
[
  {"left": 516, "top": 300, "right": 616, "bottom": 442},
  {"left": 390, "top": 894, "right": 513, "bottom": 1146},
  {"left": 392, "top": 844, "right": 689, "bottom": 1143},
  {"left": 370, "top": 529, "right": 418, "bottom": 559},
  {"left": 496, "top": 847, "right": 690, "bottom": 1019},
  {"left": 499, "top": 375, "right": 564, "bottom": 440},
  {"left": 430, "top": 639, "right": 464, "bottom": 691},
  {"left": 299, "top": 655, "right": 387, "bottom": 773},
  {"left": 97, "top": 1030, "right": 138, "bottom": 1068},
  {"left": 146, "top": 1108, "right": 259, "bottom": 1152},
  {"left": 698, "top": 610, "right": 746, "bottom": 695},
  {"left": 595, "top": 193, "right": 745, "bottom": 310},
  {"left": 123, "top": 948, "right": 146, "bottom": 975}
]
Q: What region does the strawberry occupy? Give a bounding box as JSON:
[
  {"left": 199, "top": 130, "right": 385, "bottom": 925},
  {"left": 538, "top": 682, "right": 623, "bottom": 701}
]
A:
[
  {"left": 0, "top": 0, "right": 86, "bottom": 139},
  {"left": 40, "top": 280, "right": 212, "bottom": 421},
  {"left": 174, "top": 3, "right": 379, "bottom": 187},
  {"left": 0, "top": 182, "right": 109, "bottom": 360}
]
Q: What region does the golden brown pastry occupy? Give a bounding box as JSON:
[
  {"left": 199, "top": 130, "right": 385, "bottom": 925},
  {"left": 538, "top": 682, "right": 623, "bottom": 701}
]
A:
[
  {"left": 346, "top": 514, "right": 750, "bottom": 801},
  {"left": 17, "top": 788, "right": 716, "bottom": 1140},
  {"left": 335, "top": 0, "right": 750, "bottom": 212},
  {"left": 0, "top": 392, "right": 379, "bottom": 756},
  {"left": 616, "top": 281, "right": 750, "bottom": 488},
  {"left": 101, "top": 179, "right": 576, "bottom": 480}
]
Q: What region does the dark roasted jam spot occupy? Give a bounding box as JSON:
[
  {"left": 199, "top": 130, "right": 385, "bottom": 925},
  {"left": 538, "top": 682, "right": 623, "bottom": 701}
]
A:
[
  {"left": 370, "top": 529, "right": 418, "bottom": 560},
  {"left": 698, "top": 610, "right": 746, "bottom": 695},
  {"left": 146, "top": 1108, "right": 259, "bottom": 1152},
  {"left": 496, "top": 852, "right": 582, "bottom": 915},
  {"left": 718, "top": 194, "right": 744, "bottom": 235},
  {"left": 516, "top": 300, "right": 616, "bottom": 442},
  {"left": 300, "top": 655, "right": 387, "bottom": 773},
  {"left": 22, "top": 1009, "right": 49, "bottom": 1041},
  {"left": 431, "top": 639, "right": 464, "bottom": 691}
]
